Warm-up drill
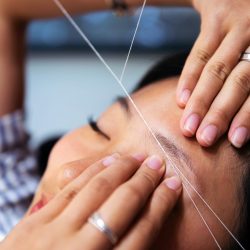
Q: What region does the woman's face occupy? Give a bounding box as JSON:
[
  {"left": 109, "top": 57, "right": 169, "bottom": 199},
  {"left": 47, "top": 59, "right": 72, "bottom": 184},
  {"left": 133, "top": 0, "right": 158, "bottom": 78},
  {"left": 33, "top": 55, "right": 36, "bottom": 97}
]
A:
[{"left": 33, "top": 78, "right": 242, "bottom": 249}]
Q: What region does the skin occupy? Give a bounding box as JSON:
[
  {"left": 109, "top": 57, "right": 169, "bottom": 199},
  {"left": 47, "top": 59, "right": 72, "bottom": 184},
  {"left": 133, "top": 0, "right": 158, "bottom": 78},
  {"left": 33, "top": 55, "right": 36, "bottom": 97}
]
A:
[
  {"left": 177, "top": 0, "right": 250, "bottom": 148},
  {"left": 1, "top": 153, "right": 183, "bottom": 250},
  {"left": 0, "top": 0, "right": 249, "bottom": 148},
  {"left": 31, "top": 78, "right": 242, "bottom": 249},
  {"left": 0, "top": 0, "right": 247, "bottom": 248}
]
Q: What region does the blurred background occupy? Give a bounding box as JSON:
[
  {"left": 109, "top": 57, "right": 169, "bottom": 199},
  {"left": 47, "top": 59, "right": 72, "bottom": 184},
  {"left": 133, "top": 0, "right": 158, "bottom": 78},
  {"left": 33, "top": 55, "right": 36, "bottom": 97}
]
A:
[{"left": 25, "top": 6, "right": 200, "bottom": 145}]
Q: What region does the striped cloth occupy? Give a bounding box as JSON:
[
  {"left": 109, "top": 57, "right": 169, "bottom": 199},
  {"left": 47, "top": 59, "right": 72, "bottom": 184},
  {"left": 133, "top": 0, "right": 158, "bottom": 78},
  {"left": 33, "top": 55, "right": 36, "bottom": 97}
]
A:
[{"left": 0, "top": 111, "right": 39, "bottom": 240}]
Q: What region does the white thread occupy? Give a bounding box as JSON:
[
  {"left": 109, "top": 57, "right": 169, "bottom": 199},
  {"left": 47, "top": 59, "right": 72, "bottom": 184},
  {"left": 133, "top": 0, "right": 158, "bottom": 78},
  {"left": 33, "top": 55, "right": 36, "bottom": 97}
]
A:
[
  {"left": 120, "top": 0, "right": 147, "bottom": 82},
  {"left": 52, "top": 1, "right": 245, "bottom": 249},
  {"left": 183, "top": 182, "right": 221, "bottom": 249}
]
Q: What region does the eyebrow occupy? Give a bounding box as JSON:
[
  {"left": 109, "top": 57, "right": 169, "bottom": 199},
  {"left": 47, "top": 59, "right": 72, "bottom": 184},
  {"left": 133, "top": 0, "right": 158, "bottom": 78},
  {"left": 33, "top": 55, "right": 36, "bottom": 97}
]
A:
[
  {"left": 116, "top": 96, "right": 197, "bottom": 177},
  {"left": 155, "top": 133, "right": 196, "bottom": 176},
  {"left": 115, "top": 96, "right": 130, "bottom": 114}
]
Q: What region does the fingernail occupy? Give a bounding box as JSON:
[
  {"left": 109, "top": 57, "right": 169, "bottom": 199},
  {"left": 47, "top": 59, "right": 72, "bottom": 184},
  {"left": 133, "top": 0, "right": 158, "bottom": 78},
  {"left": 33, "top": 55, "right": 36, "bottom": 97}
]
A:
[
  {"left": 231, "top": 127, "right": 249, "bottom": 148},
  {"left": 165, "top": 176, "right": 182, "bottom": 191},
  {"left": 200, "top": 124, "right": 218, "bottom": 146},
  {"left": 102, "top": 154, "right": 119, "bottom": 167},
  {"left": 180, "top": 89, "right": 191, "bottom": 106},
  {"left": 146, "top": 155, "right": 163, "bottom": 170},
  {"left": 132, "top": 153, "right": 146, "bottom": 162},
  {"left": 184, "top": 113, "right": 200, "bottom": 136}
]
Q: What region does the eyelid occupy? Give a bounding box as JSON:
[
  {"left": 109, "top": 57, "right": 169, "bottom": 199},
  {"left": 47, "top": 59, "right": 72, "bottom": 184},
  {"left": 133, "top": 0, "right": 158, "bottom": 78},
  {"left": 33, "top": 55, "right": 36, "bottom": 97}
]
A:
[{"left": 88, "top": 116, "right": 111, "bottom": 140}]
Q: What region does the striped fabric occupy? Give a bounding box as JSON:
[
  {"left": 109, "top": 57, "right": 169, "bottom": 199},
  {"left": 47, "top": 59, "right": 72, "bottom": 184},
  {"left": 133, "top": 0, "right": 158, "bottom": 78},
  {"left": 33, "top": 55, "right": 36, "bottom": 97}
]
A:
[{"left": 0, "top": 111, "right": 39, "bottom": 240}]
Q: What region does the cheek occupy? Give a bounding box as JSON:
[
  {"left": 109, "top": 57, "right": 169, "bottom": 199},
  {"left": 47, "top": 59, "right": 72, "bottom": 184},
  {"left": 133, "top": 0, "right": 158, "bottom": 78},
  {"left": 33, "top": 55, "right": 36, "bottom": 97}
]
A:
[
  {"left": 48, "top": 128, "right": 93, "bottom": 168},
  {"left": 39, "top": 129, "right": 93, "bottom": 195},
  {"left": 158, "top": 197, "right": 217, "bottom": 250},
  {"left": 40, "top": 126, "right": 113, "bottom": 196}
]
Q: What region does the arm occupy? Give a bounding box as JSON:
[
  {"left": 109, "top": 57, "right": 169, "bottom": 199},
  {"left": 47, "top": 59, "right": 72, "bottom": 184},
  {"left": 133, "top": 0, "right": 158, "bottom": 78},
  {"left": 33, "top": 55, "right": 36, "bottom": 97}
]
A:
[
  {"left": 0, "top": 0, "right": 192, "bottom": 20},
  {"left": 0, "top": 0, "right": 192, "bottom": 115},
  {"left": 0, "top": 16, "right": 26, "bottom": 116},
  {"left": 176, "top": 0, "right": 250, "bottom": 148}
]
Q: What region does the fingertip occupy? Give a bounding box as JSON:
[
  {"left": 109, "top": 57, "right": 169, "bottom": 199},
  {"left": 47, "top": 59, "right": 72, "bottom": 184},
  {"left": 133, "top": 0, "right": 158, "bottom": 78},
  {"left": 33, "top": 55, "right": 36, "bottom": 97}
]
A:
[
  {"left": 177, "top": 89, "right": 191, "bottom": 108},
  {"left": 230, "top": 127, "right": 249, "bottom": 148},
  {"left": 102, "top": 154, "right": 118, "bottom": 167},
  {"left": 131, "top": 153, "right": 147, "bottom": 162},
  {"left": 181, "top": 113, "right": 201, "bottom": 137},
  {"left": 197, "top": 124, "right": 219, "bottom": 147},
  {"left": 164, "top": 176, "right": 182, "bottom": 193}
]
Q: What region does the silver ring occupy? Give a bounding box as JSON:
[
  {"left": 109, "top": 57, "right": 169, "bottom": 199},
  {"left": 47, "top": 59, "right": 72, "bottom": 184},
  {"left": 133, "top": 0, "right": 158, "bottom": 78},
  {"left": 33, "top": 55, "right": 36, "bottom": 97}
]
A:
[
  {"left": 88, "top": 212, "right": 118, "bottom": 245},
  {"left": 240, "top": 52, "right": 250, "bottom": 62}
]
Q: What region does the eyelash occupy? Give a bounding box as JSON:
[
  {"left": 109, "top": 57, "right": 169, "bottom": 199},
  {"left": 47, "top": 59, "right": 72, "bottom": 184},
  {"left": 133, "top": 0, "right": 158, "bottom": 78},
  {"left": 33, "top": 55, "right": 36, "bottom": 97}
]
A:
[
  {"left": 88, "top": 116, "right": 100, "bottom": 132},
  {"left": 88, "top": 116, "right": 110, "bottom": 140}
]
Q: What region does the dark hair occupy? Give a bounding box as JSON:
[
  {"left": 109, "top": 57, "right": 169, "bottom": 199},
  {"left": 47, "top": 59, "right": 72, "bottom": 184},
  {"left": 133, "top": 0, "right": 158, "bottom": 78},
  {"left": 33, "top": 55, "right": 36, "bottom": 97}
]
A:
[{"left": 135, "top": 52, "right": 250, "bottom": 250}]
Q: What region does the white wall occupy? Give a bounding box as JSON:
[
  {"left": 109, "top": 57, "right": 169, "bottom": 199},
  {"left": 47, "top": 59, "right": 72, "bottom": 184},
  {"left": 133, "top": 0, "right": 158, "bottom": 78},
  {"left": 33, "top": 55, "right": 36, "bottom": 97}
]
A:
[{"left": 25, "top": 51, "right": 161, "bottom": 144}]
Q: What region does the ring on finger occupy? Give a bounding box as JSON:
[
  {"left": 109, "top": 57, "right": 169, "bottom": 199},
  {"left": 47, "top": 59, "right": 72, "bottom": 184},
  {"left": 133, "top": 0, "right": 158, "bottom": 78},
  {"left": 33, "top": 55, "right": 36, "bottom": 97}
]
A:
[
  {"left": 240, "top": 46, "right": 250, "bottom": 62},
  {"left": 88, "top": 212, "right": 118, "bottom": 245}
]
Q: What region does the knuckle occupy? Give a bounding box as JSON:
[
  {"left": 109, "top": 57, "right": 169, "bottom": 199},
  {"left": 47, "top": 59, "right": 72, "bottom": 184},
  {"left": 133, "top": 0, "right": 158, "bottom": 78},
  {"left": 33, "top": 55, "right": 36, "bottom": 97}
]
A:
[
  {"left": 196, "top": 49, "right": 211, "bottom": 64},
  {"left": 122, "top": 184, "right": 144, "bottom": 202},
  {"left": 138, "top": 216, "right": 158, "bottom": 236},
  {"left": 117, "top": 156, "right": 138, "bottom": 168},
  {"left": 189, "top": 94, "right": 210, "bottom": 112},
  {"left": 207, "top": 62, "right": 228, "bottom": 82},
  {"left": 154, "top": 188, "right": 173, "bottom": 205},
  {"left": 239, "top": 16, "right": 250, "bottom": 31},
  {"left": 62, "top": 187, "right": 79, "bottom": 202},
  {"left": 90, "top": 176, "right": 112, "bottom": 194},
  {"left": 214, "top": 10, "right": 225, "bottom": 24},
  {"left": 140, "top": 171, "right": 157, "bottom": 189},
  {"left": 233, "top": 73, "right": 250, "bottom": 95},
  {"left": 209, "top": 107, "right": 231, "bottom": 126},
  {"left": 238, "top": 106, "right": 250, "bottom": 122}
]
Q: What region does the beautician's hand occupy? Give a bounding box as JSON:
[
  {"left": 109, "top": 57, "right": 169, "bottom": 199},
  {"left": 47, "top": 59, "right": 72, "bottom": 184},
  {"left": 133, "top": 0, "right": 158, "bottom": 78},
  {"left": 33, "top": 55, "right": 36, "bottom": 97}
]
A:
[
  {"left": 177, "top": 0, "right": 250, "bottom": 148},
  {"left": 1, "top": 154, "right": 182, "bottom": 250}
]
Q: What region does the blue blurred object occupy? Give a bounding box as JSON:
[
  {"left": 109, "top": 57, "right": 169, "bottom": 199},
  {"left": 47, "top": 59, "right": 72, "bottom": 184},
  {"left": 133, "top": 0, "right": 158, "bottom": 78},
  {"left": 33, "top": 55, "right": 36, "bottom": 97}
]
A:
[{"left": 27, "top": 7, "right": 200, "bottom": 51}]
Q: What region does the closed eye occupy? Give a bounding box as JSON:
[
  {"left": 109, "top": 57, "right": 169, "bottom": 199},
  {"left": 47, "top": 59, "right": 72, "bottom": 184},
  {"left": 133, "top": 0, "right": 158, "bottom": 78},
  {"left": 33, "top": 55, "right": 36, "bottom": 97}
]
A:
[{"left": 88, "top": 116, "right": 110, "bottom": 140}]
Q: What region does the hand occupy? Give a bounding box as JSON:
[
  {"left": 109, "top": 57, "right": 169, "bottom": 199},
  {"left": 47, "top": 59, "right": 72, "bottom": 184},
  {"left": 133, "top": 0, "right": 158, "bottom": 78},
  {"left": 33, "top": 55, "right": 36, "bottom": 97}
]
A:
[
  {"left": 1, "top": 154, "right": 182, "bottom": 250},
  {"left": 177, "top": 0, "right": 250, "bottom": 148}
]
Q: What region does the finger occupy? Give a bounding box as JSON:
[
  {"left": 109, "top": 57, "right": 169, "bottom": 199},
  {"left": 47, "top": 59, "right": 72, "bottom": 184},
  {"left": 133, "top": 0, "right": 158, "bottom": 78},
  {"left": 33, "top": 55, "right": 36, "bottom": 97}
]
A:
[
  {"left": 177, "top": 30, "right": 222, "bottom": 107},
  {"left": 80, "top": 155, "right": 165, "bottom": 249},
  {"left": 27, "top": 158, "right": 96, "bottom": 215},
  {"left": 181, "top": 30, "right": 249, "bottom": 137},
  {"left": 29, "top": 154, "right": 120, "bottom": 221},
  {"left": 196, "top": 61, "right": 250, "bottom": 146},
  {"left": 229, "top": 97, "right": 250, "bottom": 148},
  {"left": 59, "top": 154, "right": 145, "bottom": 229},
  {"left": 116, "top": 176, "right": 182, "bottom": 250},
  {"left": 56, "top": 157, "right": 99, "bottom": 190}
]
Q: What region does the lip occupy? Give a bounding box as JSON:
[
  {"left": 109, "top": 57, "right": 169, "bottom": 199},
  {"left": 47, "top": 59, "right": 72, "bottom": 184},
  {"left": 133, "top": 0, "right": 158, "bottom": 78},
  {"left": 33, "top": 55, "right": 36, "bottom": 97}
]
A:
[{"left": 29, "top": 194, "right": 48, "bottom": 215}]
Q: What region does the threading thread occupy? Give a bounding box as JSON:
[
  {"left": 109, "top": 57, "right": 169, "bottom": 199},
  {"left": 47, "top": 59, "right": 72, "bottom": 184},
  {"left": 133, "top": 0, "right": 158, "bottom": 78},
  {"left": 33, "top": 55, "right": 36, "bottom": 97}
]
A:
[
  {"left": 119, "top": 0, "right": 146, "bottom": 82},
  {"left": 53, "top": 1, "right": 245, "bottom": 249}
]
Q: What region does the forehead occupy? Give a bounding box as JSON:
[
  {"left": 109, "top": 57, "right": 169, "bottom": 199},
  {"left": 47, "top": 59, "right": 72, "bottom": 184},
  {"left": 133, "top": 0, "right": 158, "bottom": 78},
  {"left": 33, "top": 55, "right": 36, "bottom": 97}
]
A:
[
  {"left": 129, "top": 78, "right": 242, "bottom": 235},
  {"left": 131, "top": 78, "right": 188, "bottom": 148},
  {"left": 131, "top": 78, "right": 239, "bottom": 173}
]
